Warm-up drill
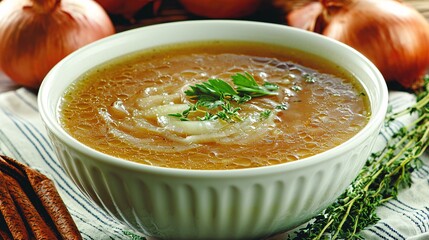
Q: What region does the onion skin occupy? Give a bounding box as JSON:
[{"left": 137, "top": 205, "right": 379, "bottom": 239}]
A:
[
  {"left": 179, "top": 0, "right": 262, "bottom": 18},
  {"left": 287, "top": 1, "right": 323, "bottom": 31},
  {"left": 288, "top": 0, "right": 429, "bottom": 89},
  {"left": 0, "top": 0, "right": 115, "bottom": 89}
]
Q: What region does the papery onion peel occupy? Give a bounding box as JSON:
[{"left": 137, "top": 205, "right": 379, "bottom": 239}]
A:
[
  {"left": 288, "top": 0, "right": 429, "bottom": 89},
  {"left": 0, "top": 0, "right": 115, "bottom": 89}
]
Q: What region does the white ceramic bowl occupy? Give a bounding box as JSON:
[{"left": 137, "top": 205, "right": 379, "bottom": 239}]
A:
[{"left": 38, "top": 20, "right": 388, "bottom": 240}]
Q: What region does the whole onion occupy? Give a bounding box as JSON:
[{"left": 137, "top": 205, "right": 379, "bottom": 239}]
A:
[
  {"left": 0, "top": 0, "right": 115, "bottom": 89},
  {"left": 288, "top": 0, "right": 429, "bottom": 89}
]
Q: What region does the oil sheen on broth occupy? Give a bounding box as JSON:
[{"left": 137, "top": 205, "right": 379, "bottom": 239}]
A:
[{"left": 59, "top": 41, "right": 370, "bottom": 170}]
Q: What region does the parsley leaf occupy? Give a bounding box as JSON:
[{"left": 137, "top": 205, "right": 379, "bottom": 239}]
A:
[
  {"left": 171, "top": 72, "right": 280, "bottom": 122},
  {"left": 232, "top": 72, "right": 279, "bottom": 97},
  {"left": 185, "top": 78, "right": 238, "bottom": 100}
]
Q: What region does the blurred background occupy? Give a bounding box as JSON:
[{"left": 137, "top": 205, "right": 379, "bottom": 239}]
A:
[{"left": 0, "top": 0, "right": 428, "bottom": 92}]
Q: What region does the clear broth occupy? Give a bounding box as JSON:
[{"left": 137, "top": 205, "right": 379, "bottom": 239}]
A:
[{"left": 59, "top": 41, "right": 370, "bottom": 170}]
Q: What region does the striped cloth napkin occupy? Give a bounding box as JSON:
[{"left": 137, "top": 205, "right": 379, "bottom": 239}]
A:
[
  {"left": 0, "top": 88, "right": 428, "bottom": 240},
  {"left": 0, "top": 89, "right": 140, "bottom": 240}
]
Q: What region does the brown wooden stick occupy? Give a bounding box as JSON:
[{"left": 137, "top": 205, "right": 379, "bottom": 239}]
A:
[
  {"left": 0, "top": 155, "right": 82, "bottom": 239},
  {"left": 0, "top": 171, "right": 29, "bottom": 240},
  {"left": 0, "top": 221, "right": 13, "bottom": 240},
  {"left": 4, "top": 173, "right": 58, "bottom": 239},
  {"left": 26, "top": 168, "right": 82, "bottom": 240}
]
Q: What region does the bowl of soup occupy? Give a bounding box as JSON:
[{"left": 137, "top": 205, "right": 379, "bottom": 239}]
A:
[{"left": 38, "top": 20, "right": 388, "bottom": 239}]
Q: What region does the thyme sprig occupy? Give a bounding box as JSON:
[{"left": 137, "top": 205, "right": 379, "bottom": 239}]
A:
[{"left": 293, "top": 76, "right": 429, "bottom": 240}]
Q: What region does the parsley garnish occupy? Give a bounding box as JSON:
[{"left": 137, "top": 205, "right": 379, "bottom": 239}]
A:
[
  {"left": 291, "top": 85, "right": 302, "bottom": 92},
  {"left": 303, "top": 73, "right": 318, "bottom": 83},
  {"left": 169, "top": 72, "right": 278, "bottom": 122},
  {"left": 275, "top": 103, "right": 288, "bottom": 110},
  {"left": 232, "top": 72, "right": 279, "bottom": 97},
  {"left": 260, "top": 109, "right": 272, "bottom": 120}
]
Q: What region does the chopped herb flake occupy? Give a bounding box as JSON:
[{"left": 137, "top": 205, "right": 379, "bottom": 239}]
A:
[
  {"left": 303, "top": 73, "right": 318, "bottom": 83},
  {"left": 291, "top": 85, "right": 302, "bottom": 92}
]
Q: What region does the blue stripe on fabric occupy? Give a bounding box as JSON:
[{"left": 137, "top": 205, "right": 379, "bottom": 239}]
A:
[
  {"left": 4, "top": 112, "right": 124, "bottom": 239},
  {"left": 414, "top": 169, "right": 426, "bottom": 179},
  {"left": 68, "top": 207, "right": 115, "bottom": 240},
  {"left": 0, "top": 107, "right": 124, "bottom": 239},
  {"left": 384, "top": 200, "right": 426, "bottom": 233},
  {"left": 380, "top": 222, "right": 406, "bottom": 240},
  {"left": 420, "top": 166, "right": 429, "bottom": 175},
  {"left": 0, "top": 130, "right": 28, "bottom": 165},
  {"left": 386, "top": 121, "right": 404, "bottom": 138},
  {"left": 0, "top": 114, "right": 120, "bottom": 240},
  {"left": 425, "top": 207, "right": 429, "bottom": 218},
  {"left": 381, "top": 204, "right": 424, "bottom": 233},
  {"left": 379, "top": 121, "right": 404, "bottom": 144},
  {"left": 395, "top": 200, "right": 429, "bottom": 230},
  {"left": 414, "top": 166, "right": 429, "bottom": 179},
  {"left": 374, "top": 224, "right": 404, "bottom": 240},
  {"left": 81, "top": 232, "right": 95, "bottom": 240},
  {"left": 392, "top": 120, "right": 405, "bottom": 131},
  {"left": 2, "top": 110, "right": 124, "bottom": 239},
  {"left": 421, "top": 208, "right": 429, "bottom": 230},
  {"left": 14, "top": 90, "right": 38, "bottom": 112},
  {"left": 367, "top": 227, "right": 389, "bottom": 240},
  {"left": 379, "top": 131, "right": 390, "bottom": 144},
  {"left": 394, "top": 199, "right": 418, "bottom": 211}
]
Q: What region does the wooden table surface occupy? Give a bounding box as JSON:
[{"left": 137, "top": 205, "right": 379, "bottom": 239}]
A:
[{"left": 0, "top": 0, "right": 428, "bottom": 94}]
